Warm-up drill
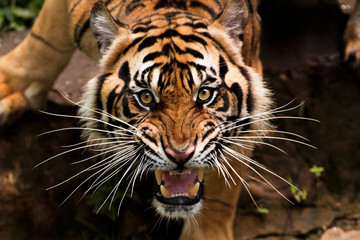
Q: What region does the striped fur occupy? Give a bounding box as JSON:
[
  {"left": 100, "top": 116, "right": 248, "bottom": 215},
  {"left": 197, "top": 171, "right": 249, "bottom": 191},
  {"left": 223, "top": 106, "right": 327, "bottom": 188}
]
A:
[
  {"left": 0, "top": 0, "right": 271, "bottom": 239},
  {"left": 78, "top": 1, "right": 272, "bottom": 237}
]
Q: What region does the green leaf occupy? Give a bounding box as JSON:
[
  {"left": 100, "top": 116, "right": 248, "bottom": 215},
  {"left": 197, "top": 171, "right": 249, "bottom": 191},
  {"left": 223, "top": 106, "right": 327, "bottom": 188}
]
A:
[
  {"left": 310, "top": 165, "right": 324, "bottom": 178},
  {"left": 258, "top": 207, "right": 270, "bottom": 214}
]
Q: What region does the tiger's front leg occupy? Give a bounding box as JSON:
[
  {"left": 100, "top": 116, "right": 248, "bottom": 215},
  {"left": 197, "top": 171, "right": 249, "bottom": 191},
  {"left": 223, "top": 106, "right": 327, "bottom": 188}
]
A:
[
  {"left": 180, "top": 159, "right": 247, "bottom": 240},
  {"left": 344, "top": 0, "right": 360, "bottom": 67},
  {"left": 0, "top": 0, "right": 75, "bottom": 125}
]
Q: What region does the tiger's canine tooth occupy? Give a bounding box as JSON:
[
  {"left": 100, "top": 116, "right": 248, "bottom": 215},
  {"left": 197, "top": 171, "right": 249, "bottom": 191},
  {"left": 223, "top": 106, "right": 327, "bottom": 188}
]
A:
[
  {"left": 160, "top": 185, "right": 172, "bottom": 198},
  {"left": 155, "top": 170, "right": 162, "bottom": 185},
  {"left": 197, "top": 168, "right": 204, "bottom": 182},
  {"left": 189, "top": 182, "right": 200, "bottom": 197}
]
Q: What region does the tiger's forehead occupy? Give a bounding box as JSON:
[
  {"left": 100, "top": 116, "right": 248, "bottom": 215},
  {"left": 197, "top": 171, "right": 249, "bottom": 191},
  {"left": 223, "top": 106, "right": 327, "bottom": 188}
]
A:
[
  {"left": 125, "top": 12, "right": 221, "bottom": 97},
  {"left": 130, "top": 10, "right": 209, "bottom": 31},
  {"left": 129, "top": 52, "right": 221, "bottom": 98}
]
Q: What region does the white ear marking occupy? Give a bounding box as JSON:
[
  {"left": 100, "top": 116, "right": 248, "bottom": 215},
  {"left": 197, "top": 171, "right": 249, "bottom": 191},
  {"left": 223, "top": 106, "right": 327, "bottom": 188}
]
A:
[
  {"left": 217, "top": 0, "right": 249, "bottom": 39},
  {"left": 90, "top": 1, "right": 120, "bottom": 55}
]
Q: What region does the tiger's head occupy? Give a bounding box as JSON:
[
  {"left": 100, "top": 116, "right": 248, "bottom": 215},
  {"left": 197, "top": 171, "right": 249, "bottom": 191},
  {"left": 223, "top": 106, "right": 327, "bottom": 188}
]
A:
[{"left": 79, "top": 0, "right": 272, "bottom": 219}]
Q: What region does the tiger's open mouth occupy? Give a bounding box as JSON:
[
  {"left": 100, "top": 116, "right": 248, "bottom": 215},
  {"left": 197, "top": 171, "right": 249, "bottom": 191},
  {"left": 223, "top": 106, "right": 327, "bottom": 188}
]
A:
[{"left": 154, "top": 168, "right": 204, "bottom": 205}]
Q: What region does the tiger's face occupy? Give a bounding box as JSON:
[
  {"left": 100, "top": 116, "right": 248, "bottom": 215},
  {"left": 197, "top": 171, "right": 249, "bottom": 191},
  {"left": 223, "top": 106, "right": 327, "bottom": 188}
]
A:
[{"left": 80, "top": 2, "right": 271, "bottom": 219}]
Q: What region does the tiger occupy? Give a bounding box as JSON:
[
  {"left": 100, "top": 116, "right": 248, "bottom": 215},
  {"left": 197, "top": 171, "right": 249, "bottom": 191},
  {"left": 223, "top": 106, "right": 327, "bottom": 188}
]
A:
[
  {"left": 344, "top": 0, "right": 360, "bottom": 67},
  {"left": 0, "top": 0, "right": 274, "bottom": 239}
]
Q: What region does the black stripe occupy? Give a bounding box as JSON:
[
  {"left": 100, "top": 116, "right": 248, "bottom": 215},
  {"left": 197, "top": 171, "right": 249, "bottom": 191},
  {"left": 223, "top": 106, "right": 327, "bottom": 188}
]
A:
[
  {"left": 239, "top": 66, "right": 250, "bottom": 82},
  {"left": 141, "top": 63, "right": 161, "bottom": 84},
  {"left": 203, "top": 75, "right": 217, "bottom": 84},
  {"left": 180, "top": 33, "right": 207, "bottom": 46},
  {"left": 183, "top": 22, "right": 208, "bottom": 29},
  {"left": 202, "top": 127, "right": 215, "bottom": 140},
  {"left": 176, "top": 62, "right": 192, "bottom": 93},
  {"left": 185, "top": 48, "right": 204, "bottom": 59},
  {"left": 216, "top": 92, "right": 230, "bottom": 112},
  {"left": 138, "top": 36, "right": 158, "bottom": 51},
  {"left": 133, "top": 25, "right": 157, "bottom": 33},
  {"left": 189, "top": 62, "right": 206, "bottom": 72},
  {"left": 126, "top": 0, "right": 145, "bottom": 15},
  {"left": 123, "top": 37, "right": 143, "bottom": 55},
  {"left": 246, "top": 82, "right": 253, "bottom": 114},
  {"left": 138, "top": 30, "right": 207, "bottom": 52},
  {"left": 143, "top": 43, "right": 171, "bottom": 62},
  {"left": 143, "top": 133, "right": 158, "bottom": 145},
  {"left": 105, "top": 86, "right": 119, "bottom": 133},
  {"left": 110, "top": 36, "right": 143, "bottom": 65},
  {"left": 190, "top": 1, "right": 216, "bottom": 18},
  {"left": 230, "top": 83, "right": 243, "bottom": 115},
  {"left": 30, "top": 32, "right": 73, "bottom": 54},
  {"left": 122, "top": 96, "right": 138, "bottom": 118},
  {"left": 74, "top": 13, "right": 90, "bottom": 49},
  {"left": 238, "top": 67, "right": 253, "bottom": 113},
  {"left": 106, "top": 86, "right": 119, "bottom": 115},
  {"left": 96, "top": 73, "right": 112, "bottom": 122},
  {"left": 68, "top": 0, "right": 82, "bottom": 15},
  {"left": 219, "top": 55, "right": 228, "bottom": 81},
  {"left": 118, "top": 61, "right": 131, "bottom": 83}
]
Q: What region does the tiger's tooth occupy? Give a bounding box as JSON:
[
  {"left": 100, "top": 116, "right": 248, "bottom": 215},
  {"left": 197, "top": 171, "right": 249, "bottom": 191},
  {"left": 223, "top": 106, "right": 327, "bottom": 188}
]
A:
[
  {"left": 160, "top": 185, "right": 172, "bottom": 198},
  {"left": 155, "top": 170, "right": 162, "bottom": 185},
  {"left": 197, "top": 168, "right": 204, "bottom": 182},
  {"left": 189, "top": 182, "right": 200, "bottom": 197}
]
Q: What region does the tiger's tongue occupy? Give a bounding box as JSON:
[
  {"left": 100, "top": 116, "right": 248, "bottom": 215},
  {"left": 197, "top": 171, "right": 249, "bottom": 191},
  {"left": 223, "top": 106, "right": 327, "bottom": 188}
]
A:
[{"left": 160, "top": 169, "right": 199, "bottom": 198}]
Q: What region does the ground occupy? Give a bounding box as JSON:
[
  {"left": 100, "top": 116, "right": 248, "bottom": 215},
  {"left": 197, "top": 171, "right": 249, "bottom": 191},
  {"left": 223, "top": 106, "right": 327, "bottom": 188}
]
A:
[{"left": 0, "top": 0, "right": 360, "bottom": 239}]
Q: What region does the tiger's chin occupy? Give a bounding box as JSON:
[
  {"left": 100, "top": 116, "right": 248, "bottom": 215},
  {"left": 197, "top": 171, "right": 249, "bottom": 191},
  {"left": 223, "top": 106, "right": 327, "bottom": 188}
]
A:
[{"left": 152, "top": 168, "right": 205, "bottom": 219}]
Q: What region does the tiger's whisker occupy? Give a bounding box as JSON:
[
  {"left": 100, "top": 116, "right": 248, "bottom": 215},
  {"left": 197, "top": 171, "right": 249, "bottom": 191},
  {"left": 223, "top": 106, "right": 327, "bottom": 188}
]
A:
[
  {"left": 61, "top": 135, "right": 132, "bottom": 148},
  {"left": 219, "top": 138, "right": 287, "bottom": 154},
  {"left": 222, "top": 115, "right": 319, "bottom": 133},
  {"left": 225, "top": 129, "right": 310, "bottom": 141},
  {"left": 40, "top": 110, "right": 138, "bottom": 135},
  {"left": 211, "top": 152, "right": 233, "bottom": 187},
  {"left": 56, "top": 91, "right": 138, "bottom": 131},
  {"left": 34, "top": 138, "right": 137, "bottom": 168},
  {"left": 38, "top": 126, "right": 133, "bottom": 138},
  {"left": 215, "top": 99, "right": 300, "bottom": 129},
  {"left": 84, "top": 149, "right": 139, "bottom": 196},
  {"left": 224, "top": 135, "right": 317, "bottom": 149},
  {"left": 217, "top": 150, "right": 260, "bottom": 209},
  {"left": 47, "top": 148, "right": 129, "bottom": 192},
  {"left": 222, "top": 146, "right": 294, "bottom": 204}
]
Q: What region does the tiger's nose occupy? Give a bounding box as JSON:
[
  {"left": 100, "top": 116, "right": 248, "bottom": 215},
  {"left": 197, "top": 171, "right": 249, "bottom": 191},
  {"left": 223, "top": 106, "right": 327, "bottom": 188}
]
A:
[{"left": 165, "top": 146, "right": 195, "bottom": 163}]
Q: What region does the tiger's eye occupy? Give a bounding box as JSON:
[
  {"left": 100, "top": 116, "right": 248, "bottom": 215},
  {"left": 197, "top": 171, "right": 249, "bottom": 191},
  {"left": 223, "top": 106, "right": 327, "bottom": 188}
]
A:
[
  {"left": 140, "top": 91, "right": 154, "bottom": 105},
  {"left": 198, "top": 88, "right": 212, "bottom": 101}
]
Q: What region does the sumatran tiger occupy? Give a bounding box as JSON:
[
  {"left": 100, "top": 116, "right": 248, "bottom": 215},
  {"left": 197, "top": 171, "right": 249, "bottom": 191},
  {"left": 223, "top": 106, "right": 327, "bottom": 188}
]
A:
[{"left": 0, "top": 0, "right": 276, "bottom": 239}]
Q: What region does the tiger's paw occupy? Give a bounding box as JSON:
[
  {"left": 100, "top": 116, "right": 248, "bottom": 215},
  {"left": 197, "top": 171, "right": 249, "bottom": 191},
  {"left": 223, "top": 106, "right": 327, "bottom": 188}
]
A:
[
  {"left": 0, "top": 76, "right": 29, "bottom": 126},
  {"left": 344, "top": 36, "right": 360, "bottom": 67},
  {"left": 0, "top": 70, "right": 42, "bottom": 126}
]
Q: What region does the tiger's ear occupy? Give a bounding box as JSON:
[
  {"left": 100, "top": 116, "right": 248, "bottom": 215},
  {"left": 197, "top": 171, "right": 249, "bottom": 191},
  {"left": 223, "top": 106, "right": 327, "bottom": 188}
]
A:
[
  {"left": 90, "top": 1, "right": 126, "bottom": 55},
  {"left": 214, "top": 0, "right": 249, "bottom": 40}
]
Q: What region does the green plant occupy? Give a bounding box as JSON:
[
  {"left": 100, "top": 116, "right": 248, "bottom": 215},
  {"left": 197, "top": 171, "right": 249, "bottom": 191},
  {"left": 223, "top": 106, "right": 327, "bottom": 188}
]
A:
[
  {"left": 258, "top": 207, "right": 270, "bottom": 215},
  {"left": 0, "top": 0, "right": 44, "bottom": 32},
  {"left": 309, "top": 165, "right": 324, "bottom": 178},
  {"left": 288, "top": 177, "right": 307, "bottom": 204}
]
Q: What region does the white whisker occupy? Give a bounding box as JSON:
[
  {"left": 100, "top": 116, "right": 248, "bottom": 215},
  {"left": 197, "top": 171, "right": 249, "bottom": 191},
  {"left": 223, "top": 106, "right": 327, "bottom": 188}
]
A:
[
  {"left": 40, "top": 110, "right": 138, "bottom": 135},
  {"left": 219, "top": 138, "right": 286, "bottom": 154},
  {"left": 224, "top": 135, "right": 317, "bottom": 149},
  {"left": 222, "top": 145, "right": 294, "bottom": 204},
  {"left": 55, "top": 91, "right": 138, "bottom": 131}
]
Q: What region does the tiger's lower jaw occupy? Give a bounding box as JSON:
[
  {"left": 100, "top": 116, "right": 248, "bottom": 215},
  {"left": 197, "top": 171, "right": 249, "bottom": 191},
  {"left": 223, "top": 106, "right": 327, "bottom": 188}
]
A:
[
  {"left": 152, "top": 198, "right": 203, "bottom": 219},
  {"left": 152, "top": 168, "right": 205, "bottom": 219}
]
